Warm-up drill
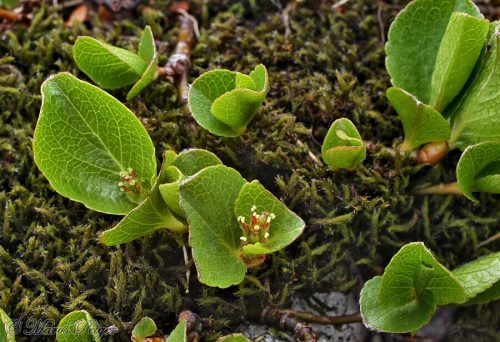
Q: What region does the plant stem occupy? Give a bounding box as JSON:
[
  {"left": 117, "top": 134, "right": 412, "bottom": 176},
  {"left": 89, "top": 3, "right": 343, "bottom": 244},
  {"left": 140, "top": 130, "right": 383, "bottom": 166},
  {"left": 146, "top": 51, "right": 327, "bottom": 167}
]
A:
[
  {"left": 478, "top": 232, "right": 500, "bottom": 248},
  {"left": 260, "top": 307, "right": 318, "bottom": 342},
  {"left": 281, "top": 309, "right": 362, "bottom": 325},
  {"left": 416, "top": 141, "right": 449, "bottom": 165},
  {"left": 415, "top": 182, "right": 463, "bottom": 196},
  {"left": 160, "top": 4, "right": 197, "bottom": 105}
]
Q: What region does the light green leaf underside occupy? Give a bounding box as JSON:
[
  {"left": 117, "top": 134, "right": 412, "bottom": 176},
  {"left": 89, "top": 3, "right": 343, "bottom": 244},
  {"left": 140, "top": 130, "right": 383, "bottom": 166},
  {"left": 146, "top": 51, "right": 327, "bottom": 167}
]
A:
[
  {"left": 452, "top": 251, "right": 500, "bottom": 300},
  {"left": 386, "top": 0, "right": 481, "bottom": 104},
  {"left": 449, "top": 25, "right": 500, "bottom": 150},
  {"left": 33, "top": 73, "right": 156, "bottom": 215},
  {"left": 188, "top": 65, "right": 268, "bottom": 137},
  {"left": 387, "top": 87, "right": 450, "bottom": 151},
  {"left": 180, "top": 165, "right": 247, "bottom": 288},
  {"left": 173, "top": 149, "right": 222, "bottom": 176},
  {"left": 100, "top": 158, "right": 186, "bottom": 246},
  {"left": 56, "top": 310, "right": 100, "bottom": 342},
  {"left": 0, "top": 308, "right": 15, "bottom": 342},
  {"left": 429, "top": 12, "right": 489, "bottom": 111},
  {"left": 321, "top": 118, "right": 366, "bottom": 169},
  {"left": 73, "top": 36, "right": 147, "bottom": 90},
  {"left": 132, "top": 317, "right": 157, "bottom": 342},
  {"left": 218, "top": 334, "right": 252, "bottom": 342},
  {"left": 456, "top": 141, "right": 500, "bottom": 202},
  {"left": 462, "top": 280, "right": 500, "bottom": 305},
  {"left": 166, "top": 319, "right": 187, "bottom": 342},
  {"left": 234, "top": 180, "right": 305, "bottom": 255},
  {"left": 127, "top": 26, "right": 158, "bottom": 101},
  {"left": 360, "top": 276, "right": 436, "bottom": 333},
  {"left": 380, "top": 242, "right": 466, "bottom": 306}
]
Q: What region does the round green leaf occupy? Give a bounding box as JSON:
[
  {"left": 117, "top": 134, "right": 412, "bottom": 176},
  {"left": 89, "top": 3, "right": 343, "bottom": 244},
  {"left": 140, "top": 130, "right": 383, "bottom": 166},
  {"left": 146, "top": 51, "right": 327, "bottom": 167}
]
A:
[
  {"left": 321, "top": 118, "right": 366, "bottom": 169},
  {"left": 33, "top": 73, "right": 156, "bottom": 215},
  {"left": 132, "top": 317, "right": 157, "bottom": 342},
  {"left": 56, "top": 310, "right": 100, "bottom": 342},
  {"left": 456, "top": 141, "right": 500, "bottom": 202},
  {"left": 360, "top": 276, "right": 436, "bottom": 333},
  {"left": 0, "top": 308, "right": 15, "bottom": 342},
  {"left": 188, "top": 65, "right": 268, "bottom": 137},
  {"left": 179, "top": 165, "right": 247, "bottom": 288},
  {"left": 172, "top": 149, "right": 222, "bottom": 176},
  {"left": 234, "top": 180, "right": 305, "bottom": 256}
]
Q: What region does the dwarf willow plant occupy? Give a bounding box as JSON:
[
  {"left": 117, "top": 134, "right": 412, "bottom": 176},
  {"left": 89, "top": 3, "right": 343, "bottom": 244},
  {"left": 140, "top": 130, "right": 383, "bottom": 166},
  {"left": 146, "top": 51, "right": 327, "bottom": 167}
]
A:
[
  {"left": 0, "top": 308, "right": 14, "bottom": 342},
  {"left": 387, "top": 0, "right": 500, "bottom": 151},
  {"left": 33, "top": 72, "right": 304, "bottom": 287},
  {"left": 360, "top": 242, "right": 500, "bottom": 333},
  {"left": 321, "top": 118, "right": 366, "bottom": 170},
  {"left": 73, "top": 25, "right": 158, "bottom": 100},
  {"left": 188, "top": 64, "right": 269, "bottom": 137},
  {"left": 131, "top": 317, "right": 157, "bottom": 342}
]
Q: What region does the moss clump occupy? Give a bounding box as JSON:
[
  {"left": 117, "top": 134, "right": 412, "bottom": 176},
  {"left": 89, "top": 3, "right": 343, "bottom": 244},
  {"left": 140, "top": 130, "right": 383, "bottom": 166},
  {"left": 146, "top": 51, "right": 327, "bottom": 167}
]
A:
[{"left": 0, "top": 0, "right": 498, "bottom": 340}]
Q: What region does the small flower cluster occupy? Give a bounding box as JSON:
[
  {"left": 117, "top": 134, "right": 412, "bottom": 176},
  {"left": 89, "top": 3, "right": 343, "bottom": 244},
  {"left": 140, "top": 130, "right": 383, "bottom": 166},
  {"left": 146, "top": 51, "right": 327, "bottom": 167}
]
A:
[
  {"left": 238, "top": 205, "right": 275, "bottom": 245},
  {"left": 118, "top": 168, "right": 141, "bottom": 194}
]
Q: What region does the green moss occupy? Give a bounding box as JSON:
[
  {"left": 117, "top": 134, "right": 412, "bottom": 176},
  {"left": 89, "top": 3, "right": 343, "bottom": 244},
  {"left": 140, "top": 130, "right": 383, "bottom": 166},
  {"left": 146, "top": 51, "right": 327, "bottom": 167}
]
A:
[{"left": 0, "top": 1, "right": 498, "bottom": 340}]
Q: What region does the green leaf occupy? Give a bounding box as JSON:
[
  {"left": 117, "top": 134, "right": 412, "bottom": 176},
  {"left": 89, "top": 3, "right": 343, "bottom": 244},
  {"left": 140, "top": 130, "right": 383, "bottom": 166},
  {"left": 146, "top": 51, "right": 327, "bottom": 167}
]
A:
[
  {"left": 73, "top": 37, "right": 147, "bottom": 90},
  {"left": 56, "top": 310, "right": 100, "bottom": 342},
  {"left": 448, "top": 24, "right": 500, "bottom": 150},
  {"left": 386, "top": 0, "right": 483, "bottom": 105},
  {"left": 173, "top": 149, "right": 222, "bottom": 176},
  {"left": 429, "top": 12, "right": 489, "bottom": 111},
  {"left": 126, "top": 26, "right": 158, "bottom": 101},
  {"left": 234, "top": 180, "right": 305, "bottom": 256},
  {"left": 360, "top": 242, "right": 466, "bottom": 333},
  {"left": 462, "top": 280, "right": 500, "bottom": 305},
  {"left": 0, "top": 308, "right": 15, "bottom": 342},
  {"left": 379, "top": 242, "right": 465, "bottom": 306},
  {"left": 166, "top": 319, "right": 186, "bottom": 342},
  {"left": 456, "top": 141, "right": 500, "bottom": 202},
  {"left": 33, "top": 73, "right": 156, "bottom": 215},
  {"left": 132, "top": 317, "right": 157, "bottom": 342},
  {"left": 188, "top": 64, "right": 269, "bottom": 137},
  {"left": 360, "top": 276, "right": 436, "bottom": 333},
  {"left": 452, "top": 251, "right": 500, "bottom": 301},
  {"left": 321, "top": 118, "right": 366, "bottom": 169},
  {"left": 159, "top": 149, "right": 222, "bottom": 219},
  {"left": 180, "top": 165, "right": 247, "bottom": 288},
  {"left": 387, "top": 87, "right": 450, "bottom": 151},
  {"left": 100, "top": 153, "right": 186, "bottom": 246},
  {"left": 0, "top": 0, "right": 18, "bottom": 9},
  {"left": 218, "top": 334, "right": 251, "bottom": 342}
]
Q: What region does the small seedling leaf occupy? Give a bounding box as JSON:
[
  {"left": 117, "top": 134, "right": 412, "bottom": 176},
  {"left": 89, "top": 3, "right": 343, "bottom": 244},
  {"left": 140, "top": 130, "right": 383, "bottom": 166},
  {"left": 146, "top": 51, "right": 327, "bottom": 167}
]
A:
[
  {"left": 234, "top": 180, "right": 305, "bottom": 256},
  {"left": 387, "top": 87, "right": 450, "bottom": 151},
  {"left": 0, "top": 308, "right": 15, "bottom": 342},
  {"left": 166, "top": 319, "right": 187, "bottom": 342},
  {"left": 56, "top": 310, "right": 100, "bottom": 342},
  {"left": 321, "top": 118, "right": 366, "bottom": 169},
  {"left": 132, "top": 317, "right": 157, "bottom": 342},
  {"left": 73, "top": 37, "right": 147, "bottom": 89},
  {"left": 33, "top": 73, "right": 156, "bottom": 215},
  {"left": 386, "top": 0, "right": 482, "bottom": 105},
  {"left": 448, "top": 24, "right": 500, "bottom": 150},
  {"left": 456, "top": 141, "right": 500, "bottom": 202},
  {"left": 188, "top": 64, "right": 268, "bottom": 137},
  {"left": 127, "top": 26, "right": 158, "bottom": 100},
  {"left": 452, "top": 251, "right": 500, "bottom": 301},
  {"left": 179, "top": 165, "right": 247, "bottom": 288}
]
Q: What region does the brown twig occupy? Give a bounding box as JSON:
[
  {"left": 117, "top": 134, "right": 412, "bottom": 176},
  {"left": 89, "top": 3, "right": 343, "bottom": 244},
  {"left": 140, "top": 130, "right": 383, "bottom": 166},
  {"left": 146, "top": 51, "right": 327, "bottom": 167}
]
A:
[
  {"left": 253, "top": 307, "right": 318, "bottom": 342},
  {"left": 0, "top": 9, "right": 21, "bottom": 21},
  {"left": 179, "top": 310, "right": 202, "bottom": 342},
  {"left": 478, "top": 232, "right": 500, "bottom": 248},
  {"left": 281, "top": 309, "right": 362, "bottom": 326},
  {"left": 160, "top": 3, "right": 197, "bottom": 105},
  {"left": 414, "top": 182, "right": 463, "bottom": 196}
]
